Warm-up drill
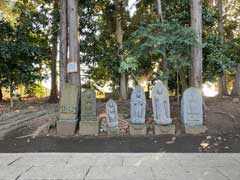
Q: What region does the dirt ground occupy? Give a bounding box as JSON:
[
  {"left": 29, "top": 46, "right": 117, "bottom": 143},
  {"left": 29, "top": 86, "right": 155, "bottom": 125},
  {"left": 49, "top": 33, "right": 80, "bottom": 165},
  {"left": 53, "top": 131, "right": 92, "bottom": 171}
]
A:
[{"left": 0, "top": 96, "right": 240, "bottom": 152}]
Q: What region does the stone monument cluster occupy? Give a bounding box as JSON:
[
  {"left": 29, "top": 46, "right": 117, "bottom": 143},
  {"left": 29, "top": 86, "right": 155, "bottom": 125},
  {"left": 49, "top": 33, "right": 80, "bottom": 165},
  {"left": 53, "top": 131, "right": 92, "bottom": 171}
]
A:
[{"left": 57, "top": 81, "right": 206, "bottom": 136}]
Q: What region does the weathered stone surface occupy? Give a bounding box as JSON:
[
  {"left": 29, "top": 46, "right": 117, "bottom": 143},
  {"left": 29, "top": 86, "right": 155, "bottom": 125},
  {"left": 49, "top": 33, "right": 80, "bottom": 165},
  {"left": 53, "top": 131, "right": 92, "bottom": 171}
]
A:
[
  {"left": 130, "top": 85, "right": 146, "bottom": 124},
  {"left": 181, "top": 87, "right": 203, "bottom": 126},
  {"left": 79, "top": 121, "right": 99, "bottom": 136},
  {"left": 129, "top": 124, "right": 147, "bottom": 136},
  {"left": 152, "top": 81, "right": 172, "bottom": 125},
  {"left": 106, "top": 99, "right": 119, "bottom": 128},
  {"left": 154, "top": 124, "right": 175, "bottom": 135},
  {"left": 59, "top": 83, "right": 80, "bottom": 120},
  {"left": 57, "top": 119, "right": 78, "bottom": 136},
  {"left": 107, "top": 127, "right": 120, "bottom": 136},
  {"left": 81, "top": 89, "right": 97, "bottom": 121},
  {"left": 184, "top": 125, "right": 208, "bottom": 134}
]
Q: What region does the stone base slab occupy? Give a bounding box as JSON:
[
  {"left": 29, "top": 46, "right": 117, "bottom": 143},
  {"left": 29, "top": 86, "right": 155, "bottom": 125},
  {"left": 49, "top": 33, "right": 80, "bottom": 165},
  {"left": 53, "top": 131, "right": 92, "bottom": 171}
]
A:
[
  {"left": 154, "top": 124, "right": 175, "bottom": 135},
  {"left": 60, "top": 113, "right": 78, "bottom": 120},
  {"left": 79, "top": 121, "right": 99, "bottom": 136},
  {"left": 107, "top": 127, "right": 120, "bottom": 136},
  {"left": 184, "top": 125, "right": 208, "bottom": 134},
  {"left": 57, "top": 119, "right": 78, "bottom": 136},
  {"left": 129, "top": 124, "right": 147, "bottom": 136}
]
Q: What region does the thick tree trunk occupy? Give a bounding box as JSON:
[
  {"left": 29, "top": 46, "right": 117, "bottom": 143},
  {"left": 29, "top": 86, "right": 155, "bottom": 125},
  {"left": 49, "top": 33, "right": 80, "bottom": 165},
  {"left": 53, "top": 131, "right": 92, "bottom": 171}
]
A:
[
  {"left": 49, "top": 36, "right": 58, "bottom": 103},
  {"left": 156, "top": 0, "right": 168, "bottom": 86},
  {"left": 190, "top": 0, "right": 202, "bottom": 88},
  {"left": 231, "top": 64, "right": 240, "bottom": 96},
  {"left": 0, "top": 88, "right": 3, "bottom": 102},
  {"left": 67, "top": 0, "right": 80, "bottom": 85},
  {"left": 115, "top": 0, "right": 128, "bottom": 100},
  {"left": 59, "top": 0, "right": 68, "bottom": 96},
  {"left": 217, "top": 0, "right": 228, "bottom": 96}
]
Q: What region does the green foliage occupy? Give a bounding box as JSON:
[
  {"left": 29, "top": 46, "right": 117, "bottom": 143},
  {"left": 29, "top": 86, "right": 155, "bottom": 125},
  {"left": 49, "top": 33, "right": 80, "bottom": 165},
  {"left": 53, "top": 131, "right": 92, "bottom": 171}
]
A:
[
  {"left": 26, "top": 83, "right": 46, "bottom": 98},
  {"left": 123, "top": 21, "right": 196, "bottom": 81}
]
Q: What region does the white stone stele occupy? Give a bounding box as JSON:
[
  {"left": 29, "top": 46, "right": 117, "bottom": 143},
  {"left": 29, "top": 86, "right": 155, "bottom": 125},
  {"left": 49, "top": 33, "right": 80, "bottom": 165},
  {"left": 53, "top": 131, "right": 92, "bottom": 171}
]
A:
[
  {"left": 152, "top": 81, "right": 172, "bottom": 125},
  {"left": 130, "top": 85, "right": 146, "bottom": 124},
  {"left": 181, "top": 87, "right": 207, "bottom": 134}
]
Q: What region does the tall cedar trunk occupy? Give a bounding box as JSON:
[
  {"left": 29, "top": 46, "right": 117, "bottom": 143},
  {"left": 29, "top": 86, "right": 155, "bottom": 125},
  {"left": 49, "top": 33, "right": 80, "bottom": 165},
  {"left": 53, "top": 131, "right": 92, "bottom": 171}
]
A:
[
  {"left": 67, "top": 0, "right": 80, "bottom": 85},
  {"left": 217, "top": 0, "right": 228, "bottom": 96},
  {"left": 156, "top": 0, "right": 168, "bottom": 86},
  {"left": 0, "top": 88, "right": 3, "bottom": 102},
  {"left": 190, "top": 0, "right": 202, "bottom": 88},
  {"left": 49, "top": 0, "right": 59, "bottom": 103},
  {"left": 115, "top": 0, "right": 128, "bottom": 100},
  {"left": 49, "top": 36, "right": 58, "bottom": 102},
  {"left": 59, "top": 0, "right": 68, "bottom": 96},
  {"left": 231, "top": 64, "right": 240, "bottom": 96}
]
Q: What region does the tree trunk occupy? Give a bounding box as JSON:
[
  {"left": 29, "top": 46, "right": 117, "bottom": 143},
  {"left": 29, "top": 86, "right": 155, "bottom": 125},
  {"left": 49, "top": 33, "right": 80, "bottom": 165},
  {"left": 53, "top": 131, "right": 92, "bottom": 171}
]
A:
[
  {"left": 179, "top": 68, "right": 188, "bottom": 92},
  {"left": 156, "top": 0, "right": 168, "bottom": 86},
  {"left": 217, "top": 0, "right": 228, "bottom": 96},
  {"left": 10, "top": 85, "right": 13, "bottom": 108},
  {"left": 49, "top": 0, "right": 59, "bottom": 103},
  {"left": 59, "top": 0, "right": 68, "bottom": 97},
  {"left": 190, "top": 0, "right": 202, "bottom": 88},
  {"left": 49, "top": 35, "right": 58, "bottom": 103},
  {"left": 0, "top": 87, "right": 3, "bottom": 102},
  {"left": 231, "top": 64, "right": 240, "bottom": 96},
  {"left": 67, "top": 0, "right": 80, "bottom": 85},
  {"left": 115, "top": 0, "right": 128, "bottom": 100}
]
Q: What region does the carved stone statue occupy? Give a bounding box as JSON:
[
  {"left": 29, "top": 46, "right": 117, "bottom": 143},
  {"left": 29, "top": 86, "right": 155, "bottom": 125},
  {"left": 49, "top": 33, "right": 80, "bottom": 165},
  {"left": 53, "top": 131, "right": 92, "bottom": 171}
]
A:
[
  {"left": 152, "top": 81, "right": 172, "bottom": 125},
  {"left": 81, "top": 89, "right": 96, "bottom": 121},
  {"left": 181, "top": 87, "right": 203, "bottom": 126},
  {"left": 130, "top": 85, "right": 146, "bottom": 124},
  {"left": 106, "top": 99, "right": 118, "bottom": 128}
]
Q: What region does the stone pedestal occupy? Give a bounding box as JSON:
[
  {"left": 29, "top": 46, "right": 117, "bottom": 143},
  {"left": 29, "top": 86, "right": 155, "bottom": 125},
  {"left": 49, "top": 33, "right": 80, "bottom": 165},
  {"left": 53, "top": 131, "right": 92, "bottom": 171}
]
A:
[
  {"left": 57, "top": 119, "right": 78, "bottom": 136},
  {"left": 107, "top": 127, "right": 120, "bottom": 136},
  {"left": 184, "top": 125, "right": 208, "bottom": 134},
  {"left": 154, "top": 124, "right": 175, "bottom": 135},
  {"left": 129, "top": 124, "right": 147, "bottom": 136},
  {"left": 79, "top": 121, "right": 99, "bottom": 136}
]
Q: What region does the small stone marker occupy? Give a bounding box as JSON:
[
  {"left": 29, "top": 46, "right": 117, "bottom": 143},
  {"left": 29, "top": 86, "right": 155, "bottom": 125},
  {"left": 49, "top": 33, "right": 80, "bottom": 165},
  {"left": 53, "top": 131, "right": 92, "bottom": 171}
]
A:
[
  {"left": 79, "top": 89, "right": 98, "bottom": 135},
  {"left": 57, "top": 83, "right": 80, "bottom": 136},
  {"left": 106, "top": 99, "right": 119, "bottom": 135},
  {"left": 152, "top": 81, "right": 175, "bottom": 135},
  {"left": 129, "top": 85, "right": 147, "bottom": 135},
  {"left": 181, "top": 87, "right": 207, "bottom": 134}
]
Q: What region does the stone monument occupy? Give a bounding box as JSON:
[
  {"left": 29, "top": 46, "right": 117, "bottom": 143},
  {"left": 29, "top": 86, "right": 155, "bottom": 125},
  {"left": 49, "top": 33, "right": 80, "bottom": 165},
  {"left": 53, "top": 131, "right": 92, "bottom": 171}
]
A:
[
  {"left": 152, "top": 81, "right": 175, "bottom": 135},
  {"left": 57, "top": 83, "right": 80, "bottom": 136},
  {"left": 129, "top": 85, "right": 147, "bottom": 135},
  {"left": 79, "top": 89, "right": 99, "bottom": 135},
  {"left": 106, "top": 99, "right": 119, "bottom": 135},
  {"left": 181, "top": 87, "right": 207, "bottom": 134}
]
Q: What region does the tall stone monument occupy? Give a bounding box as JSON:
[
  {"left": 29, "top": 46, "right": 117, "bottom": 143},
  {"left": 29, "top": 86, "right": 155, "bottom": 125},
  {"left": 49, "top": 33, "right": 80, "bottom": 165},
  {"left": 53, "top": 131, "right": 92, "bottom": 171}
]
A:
[
  {"left": 57, "top": 83, "right": 80, "bottom": 136},
  {"left": 181, "top": 87, "right": 207, "bottom": 134},
  {"left": 129, "top": 85, "right": 147, "bottom": 135},
  {"left": 106, "top": 99, "right": 119, "bottom": 135},
  {"left": 152, "top": 81, "right": 175, "bottom": 135},
  {"left": 79, "top": 89, "right": 99, "bottom": 135}
]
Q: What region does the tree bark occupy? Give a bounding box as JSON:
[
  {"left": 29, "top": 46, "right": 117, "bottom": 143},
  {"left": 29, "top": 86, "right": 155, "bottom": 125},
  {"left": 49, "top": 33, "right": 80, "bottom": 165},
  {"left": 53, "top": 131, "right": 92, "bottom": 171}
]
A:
[
  {"left": 49, "top": 35, "right": 58, "bottom": 103},
  {"left": 156, "top": 0, "right": 168, "bottom": 86},
  {"left": 0, "top": 87, "right": 3, "bottom": 102},
  {"left": 67, "top": 0, "right": 80, "bottom": 85},
  {"left": 179, "top": 68, "right": 188, "bottom": 92},
  {"left": 217, "top": 0, "right": 228, "bottom": 96},
  {"left": 231, "top": 64, "right": 240, "bottom": 96},
  {"left": 49, "top": 0, "right": 59, "bottom": 103},
  {"left": 59, "top": 0, "right": 68, "bottom": 96},
  {"left": 190, "top": 0, "right": 202, "bottom": 88},
  {"left": 115, "top": 0, "right": 128, "bottom": 100}
]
